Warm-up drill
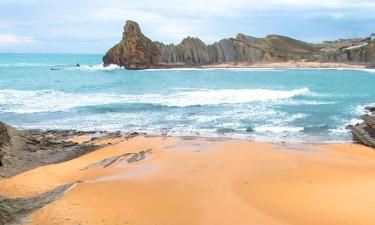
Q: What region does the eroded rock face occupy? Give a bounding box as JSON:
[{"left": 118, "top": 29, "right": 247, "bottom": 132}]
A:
[
  {"left": 103, "top": 21, "right": 160, "bottom": 69},
  {"left": 103, "top": 20, "right": 319, "bottom": 69},
  {"left": 323, "top": 42, "right": 375, "bottom": 64},
  {"left": 348, "top": 107, "right": 375, "bottom": 148},
  {"left": 0, "top": 122, "right": 101, "bottom": 178}
]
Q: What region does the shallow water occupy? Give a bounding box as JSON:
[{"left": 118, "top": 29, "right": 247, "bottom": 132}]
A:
[{"left": 1, "top": 53, "right": 375, "bottom": 142}]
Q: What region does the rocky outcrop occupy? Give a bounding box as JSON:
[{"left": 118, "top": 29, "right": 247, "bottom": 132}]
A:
[
  {"left": 103, "top": 20, "right": 319, "bottom": 69},
  {"left": 0, "top": 183, "right": 74, "bottom": 225},
  {"left": 348, "top": 107, "right": 375, "bottom": 148},
  {"left": 103, "top": 21, "right": 160, "bottom": 69},
  {"left": 0, "top": 122, "right": 102, "bottom": 178}
]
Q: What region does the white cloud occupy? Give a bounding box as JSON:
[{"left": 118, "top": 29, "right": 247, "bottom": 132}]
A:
[
  {"left": 1, "top": 0, "right": 374, "bottom": 52},
  {"left": 0, "top": 34, "right": 33, "bottom": 43}
]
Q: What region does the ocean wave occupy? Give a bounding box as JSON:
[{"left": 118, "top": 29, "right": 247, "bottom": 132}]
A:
[
  {"left": 356, "top": 103, "right": 375, "bottom": 116},
  {"left": 0, "top": 87, "right": 310, "bottom": 113},
  {"left": 157, "top": 88, "right": 310, "bottom": 106},
  {"left": 73, "top": 64, "right": 122, "bottom": 71},
  {"left": 0, "top": 62, "right": 69, "bottom": 67},
  {"left": 254, "top": 126, "right": 304, "bottom": 133},
  {"left": 303, "top": 124, "right": 333, "bottom": 133}
]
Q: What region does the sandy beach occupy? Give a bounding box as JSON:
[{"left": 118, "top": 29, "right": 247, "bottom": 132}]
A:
[
  {"left": 1, "top": 135, "right": 375, "bottom": 225},
  {"left": 200, "top": 61, "right": 369, "bottom": 69}
]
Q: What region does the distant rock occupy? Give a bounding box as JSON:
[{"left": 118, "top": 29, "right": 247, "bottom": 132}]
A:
[
  {"left": 365, "top": 106, "right": 375, "bottom": 113},
  {"left": 103, "top": 20, "right": 320, "bottom": 69}
]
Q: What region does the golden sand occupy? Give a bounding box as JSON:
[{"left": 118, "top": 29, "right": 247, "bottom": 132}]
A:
[
  {"left": 201, "top": 61, "right": 367, "bottom": 69},
  {"left": 1, "top": 136, "right": 375, "bottom": 225}
]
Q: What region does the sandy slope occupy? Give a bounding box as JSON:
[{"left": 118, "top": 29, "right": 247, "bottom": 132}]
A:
[{"left": 1, "top": 136, "right": 375, "bottom": 225}]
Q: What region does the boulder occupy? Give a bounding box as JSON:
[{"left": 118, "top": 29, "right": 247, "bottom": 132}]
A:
[{"left": 348, "top": 108, "right": 375, "bottom": 148}]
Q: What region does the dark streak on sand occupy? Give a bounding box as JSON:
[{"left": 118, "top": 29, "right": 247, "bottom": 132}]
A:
[
  {"left": 82, "top": 148, "right": 152, "bottom": 170},
  {"left": 0, "top": 183, "right": 75, "bottom": 225}
]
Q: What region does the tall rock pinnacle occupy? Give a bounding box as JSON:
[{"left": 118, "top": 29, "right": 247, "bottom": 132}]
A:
[{"left": 103, "top": 20, "right": 159, "bottom": 69}]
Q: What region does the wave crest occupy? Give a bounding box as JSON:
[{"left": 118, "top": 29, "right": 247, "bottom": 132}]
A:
[
  {"left": 0, "top": 88, "right": 310, "bottom": 113},
  {"left": 75, "top": 64, "right": 122, "bottom": 71}
]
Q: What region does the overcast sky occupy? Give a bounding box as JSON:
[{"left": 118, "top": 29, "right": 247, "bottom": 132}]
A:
[{"left": 0, "top": 0, "right": 374, "bottom": 54}]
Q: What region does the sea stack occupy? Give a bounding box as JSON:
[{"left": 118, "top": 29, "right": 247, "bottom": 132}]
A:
[{"left": 103, "top": 21, "right": 160, "bottom": 69}]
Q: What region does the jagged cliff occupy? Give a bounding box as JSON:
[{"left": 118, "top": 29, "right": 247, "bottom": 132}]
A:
[
  {"left": 103, "top": 20, "right": 320, "bottom": 69},
  {"left": 103, "top": 21, "right": 159, "bottom": 69}
]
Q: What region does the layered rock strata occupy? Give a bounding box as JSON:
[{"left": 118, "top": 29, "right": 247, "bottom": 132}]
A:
[{"left": 103, "top": 20, "right": 319, "bottom": 69}]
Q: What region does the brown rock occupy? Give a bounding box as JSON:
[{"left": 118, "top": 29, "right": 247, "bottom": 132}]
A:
[
  {"left": 103, "top": 20, "right": 160, "bottom": 69},
  {"left": 104, "top": 20, "right": 319, "bottom": 69},
  {"left": 0, "top": 122, "right": 101, "bottom": 178}
]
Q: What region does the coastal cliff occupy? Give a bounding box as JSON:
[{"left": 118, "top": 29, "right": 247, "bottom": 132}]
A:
[
  {"left": 322, "top": 41, "right": 375, "bottom": 66},
  {"left": 103, "top": 20, "right": 319, "bottom": 69}
]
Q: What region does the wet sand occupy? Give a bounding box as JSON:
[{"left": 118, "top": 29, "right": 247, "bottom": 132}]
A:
[{"left": 1, "top": 136, "right": 375, "bottom": 225}]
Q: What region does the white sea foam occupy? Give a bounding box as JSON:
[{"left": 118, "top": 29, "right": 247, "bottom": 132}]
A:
[
  {"left": 254, "top": 126, "right": 304, "bottom": 133},
  {"left": 156, "top": 88, "right": 310, "bottom": 107},
  {"left": 360, "top": 69, "right": 375, "bottom": 73},
  {"left": 0, "top": 63, "right": 69, "bottom": 67},
  {"left": 0, "top": 88, "right": 310, "bottom": 113},
  {"left": 74, "top": 64, "right": 122, "bottom": 71}
]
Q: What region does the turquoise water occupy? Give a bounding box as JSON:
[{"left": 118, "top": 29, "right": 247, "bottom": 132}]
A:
[{"left": 1, "top": 53, "right": 375, "bottom": 142}]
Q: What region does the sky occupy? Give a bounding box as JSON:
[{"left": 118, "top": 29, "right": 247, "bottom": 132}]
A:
[{"left": 0, "top": 0, "right": 374, "bottom": 54}]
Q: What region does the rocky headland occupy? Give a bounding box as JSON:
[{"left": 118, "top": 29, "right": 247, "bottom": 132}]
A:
[
  {"left": 103, "top": 20, "right": 375, "bottom": 70},
  {"left": 103, "top": 20, "right": 321, "bottom": 69}
]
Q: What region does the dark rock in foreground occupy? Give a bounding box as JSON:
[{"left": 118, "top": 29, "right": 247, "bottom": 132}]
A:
[
  {"left": 348, "top": 107, "right": 375, "bottom": 148},
  {"left": 103, "top": 20, "right": 319, "bottom": 70},
  {"left": 0, "top": 183, "right": 74, "bottom": 225},
  {"left": 0, "top": 122, "right": 101, "bottom": 178}
]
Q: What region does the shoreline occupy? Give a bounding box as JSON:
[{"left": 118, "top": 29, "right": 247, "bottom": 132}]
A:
[
  {"left": 146, "top": 61, "right": 374, "bottom": 70},
  {"left": 1, "top": 132, "right": 375, "bottom": 225},
  {"left": 17, "top": 127, "right": 358, "bottom": 145},
  {"left": 200, "top": 61, "right": 370, "bottom": 69}
]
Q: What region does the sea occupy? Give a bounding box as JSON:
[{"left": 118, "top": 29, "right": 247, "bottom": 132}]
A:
[{"left": 1, "top": 53, "right": 375, "bottom": 143}]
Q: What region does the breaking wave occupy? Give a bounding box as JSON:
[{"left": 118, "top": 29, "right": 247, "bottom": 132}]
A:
[{"left": 0, "top": 88, "right": 311, "bottom": 113}]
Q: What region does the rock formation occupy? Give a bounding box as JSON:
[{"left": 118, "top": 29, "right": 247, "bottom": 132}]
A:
[
  {"left": 0, "top": 122, "right": 101, "bottom": 178},
  {"left": 103, "top": 20, "right": 319, "bottom": 69},
  {"left": 103, "top": 20, "right": 160, "bottom": 69},
  {"left": 348, "top": 107, "right": 375, "bottom": 148},
  {"left": 323, "top": 42, "right": 375, "bottom": 64},
  {"left": 0, "top": 183, "right": 74, "bottom": 225}
]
